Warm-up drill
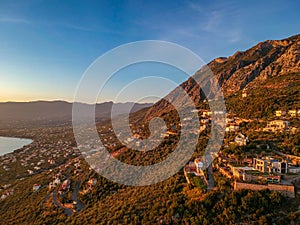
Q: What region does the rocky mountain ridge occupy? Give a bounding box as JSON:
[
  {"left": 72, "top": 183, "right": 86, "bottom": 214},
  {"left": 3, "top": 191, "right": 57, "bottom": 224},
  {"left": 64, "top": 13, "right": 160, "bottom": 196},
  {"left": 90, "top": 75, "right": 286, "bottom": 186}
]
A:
[{"left": 145, "top": 34, "right": 300, "bottom": 119}]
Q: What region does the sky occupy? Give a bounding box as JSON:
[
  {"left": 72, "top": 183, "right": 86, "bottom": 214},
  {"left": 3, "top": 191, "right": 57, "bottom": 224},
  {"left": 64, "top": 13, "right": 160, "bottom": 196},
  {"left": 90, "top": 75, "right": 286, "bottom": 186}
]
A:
[{"left": 0, "top": 0, "right": 299, "bottom": 103}]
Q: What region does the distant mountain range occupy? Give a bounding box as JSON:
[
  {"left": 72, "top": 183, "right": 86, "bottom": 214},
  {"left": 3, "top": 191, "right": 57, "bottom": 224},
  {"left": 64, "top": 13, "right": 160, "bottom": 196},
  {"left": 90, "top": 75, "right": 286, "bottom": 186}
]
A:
[
  {"left": 1, "top": 34, "right": 299, "bottom": 124},
  {"left": 0, "top": 101, "right": 152, "bottom": 123},
  {"left": 146, "top": 34, "right": 300, "bottom": 119}
]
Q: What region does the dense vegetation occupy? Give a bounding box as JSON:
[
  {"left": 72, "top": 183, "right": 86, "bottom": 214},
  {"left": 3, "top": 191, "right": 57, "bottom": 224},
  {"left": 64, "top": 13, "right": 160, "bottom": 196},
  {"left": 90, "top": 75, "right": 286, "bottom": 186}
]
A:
[
  {"left": 1, "top": 167, "right": 298, "bottom": 225},
  {"left": 226, "top": 73, "right": 300, "bottom": 119},
  {"left": 0, "top": 72, "right": 299, "bottom": 224}
]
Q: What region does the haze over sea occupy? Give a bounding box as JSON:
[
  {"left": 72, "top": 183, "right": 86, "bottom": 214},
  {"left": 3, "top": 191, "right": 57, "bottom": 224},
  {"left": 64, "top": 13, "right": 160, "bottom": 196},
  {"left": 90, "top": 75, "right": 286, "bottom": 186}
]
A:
[{"left": 0, "top": 137, "right": 32, "bottom": 156}]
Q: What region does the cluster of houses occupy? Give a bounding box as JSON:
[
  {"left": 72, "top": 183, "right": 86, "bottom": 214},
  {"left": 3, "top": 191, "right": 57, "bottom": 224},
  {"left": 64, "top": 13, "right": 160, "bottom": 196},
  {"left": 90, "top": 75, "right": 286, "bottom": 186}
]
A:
[
  {"left": 253, "top": 157, "right": 288, "bottom": 174},
  {"left": 179, "top": 105, "right": 299, "bottom": 197},
  {"left": 253, "top": 156, "right": 300, "bottom": 174},
  {"left": 48, "top": 177, "right": 61, "bottom": 189},
  {"left": 182, "top": 108, "right": 298, "bottom": 134},
  {"left": 0, "top": 188, "right": 14, "bottom": 200},
  {"left": 1, "top": 154, "right": 16, "bottom": 171},
  {"left": 217, "top": 154, "right": 300, "bottom": 182},
  {"left": 184, "top": 158, "right": 208, "bottom": 186},
  {"left": 0, "top": 184, "right": 14, "bottom": 200},
  {"left": 183, "top": 115, "right": 300, "bottom": 196},
  {"left": 263, "top": 120, "right": 290, "bottom": 132},
  {"left": 200, "top": 109, "right": 249, "bottom": 133},
  {"left": 0, "top": 133, "right": 81, "bottom": 183},
  {"left": 263, "top": 120, "right": 298, "bottom": 133},
  {"left": 183, "top": 149, "right": 299, "bottom": 198},
  {"left": 214, "top": 152, "right": 300, "bottom": 197},
  {"left": 275, "top": 109, "right": 300, "bottom": 117},
  {"left": 265, "top": 109, "right": 300, "bottom": 133},
  {"left": 30, "top": 156, "right": 98, "bottom": 201}
]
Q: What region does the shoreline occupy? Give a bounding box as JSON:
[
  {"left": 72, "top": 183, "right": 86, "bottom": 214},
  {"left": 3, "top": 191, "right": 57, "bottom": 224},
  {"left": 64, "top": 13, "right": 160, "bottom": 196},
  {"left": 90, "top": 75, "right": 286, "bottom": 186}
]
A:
[{"left": 0, "top": 136, "right": 33, "bottom": 156}]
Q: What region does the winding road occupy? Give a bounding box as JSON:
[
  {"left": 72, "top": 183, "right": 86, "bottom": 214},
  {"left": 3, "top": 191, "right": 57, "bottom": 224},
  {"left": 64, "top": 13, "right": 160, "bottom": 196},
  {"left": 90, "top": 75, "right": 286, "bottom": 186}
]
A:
[
  {"left": 72, "top": 180, "right": 85, "bottom": 212},
  {"left": 51, "top": 180, "right": 85, "bottom": 216},
  {"left": 52, "top": 190, "right": 72, "bottom": 216}
]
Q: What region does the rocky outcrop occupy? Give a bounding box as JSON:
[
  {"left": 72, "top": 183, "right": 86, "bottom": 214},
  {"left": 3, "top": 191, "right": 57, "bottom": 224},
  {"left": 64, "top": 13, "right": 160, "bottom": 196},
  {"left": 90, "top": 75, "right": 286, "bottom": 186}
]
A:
[
  {"left": 212, "top": 34, "right": 300, "bottom": 95},
  {"left": 146, "top": 34, "right": 300, "bottom": 119}
]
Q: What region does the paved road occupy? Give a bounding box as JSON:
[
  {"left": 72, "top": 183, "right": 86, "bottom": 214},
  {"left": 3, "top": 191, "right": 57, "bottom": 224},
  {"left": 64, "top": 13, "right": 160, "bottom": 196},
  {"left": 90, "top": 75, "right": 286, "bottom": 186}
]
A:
[
  {"left": 207, "top": 164, "right": 214, "bottom": 191},
  {"left": 72, "top": 180, "right": 85, "bottom": 212},
  {"left": 52, "top": 191, "right": 72, "bottom": 216}
]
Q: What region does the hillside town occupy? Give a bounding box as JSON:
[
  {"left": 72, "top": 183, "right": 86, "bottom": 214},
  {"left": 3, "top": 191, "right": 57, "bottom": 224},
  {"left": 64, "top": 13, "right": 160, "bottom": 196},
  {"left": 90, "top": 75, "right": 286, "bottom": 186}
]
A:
[
  {"left": 0, "top": 99, "right": 299, "bottom": 219},
  {"left": 184, "top": 98, "right": 300, "bottom": 199}
]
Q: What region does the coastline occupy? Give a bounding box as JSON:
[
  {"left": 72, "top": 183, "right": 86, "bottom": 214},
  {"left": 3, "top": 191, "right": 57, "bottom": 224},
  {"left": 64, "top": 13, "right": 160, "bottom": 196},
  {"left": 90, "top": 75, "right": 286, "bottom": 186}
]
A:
[{"left": 0, "top": 136, "right": 33, "bottom": 156}]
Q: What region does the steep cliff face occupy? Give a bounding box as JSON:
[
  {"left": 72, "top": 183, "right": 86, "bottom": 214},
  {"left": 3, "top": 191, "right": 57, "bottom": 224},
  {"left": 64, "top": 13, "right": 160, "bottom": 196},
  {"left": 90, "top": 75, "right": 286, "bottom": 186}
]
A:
[{"left": 146, "top": 34, "right": 300, "bottom": 119}]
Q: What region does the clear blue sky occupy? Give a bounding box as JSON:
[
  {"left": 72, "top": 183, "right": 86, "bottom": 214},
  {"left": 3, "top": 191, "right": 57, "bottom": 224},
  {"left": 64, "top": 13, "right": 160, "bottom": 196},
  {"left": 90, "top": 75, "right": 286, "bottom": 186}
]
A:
[{"left": 0, "top": 0, "right": 299, "bottom": 103}]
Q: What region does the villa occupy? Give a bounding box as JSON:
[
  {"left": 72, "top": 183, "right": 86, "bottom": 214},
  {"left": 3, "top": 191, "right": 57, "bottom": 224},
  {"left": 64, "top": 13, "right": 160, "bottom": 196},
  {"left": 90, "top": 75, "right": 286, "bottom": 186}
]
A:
[
  {"left": 253, "top": 157, "right": 288, "bottom": 174},
  {"left": 275, "top": 110, "right": 286, "bottom": 117},
  {"left": 235, "top": 133, "right": 249, "bottom": 146},
  {"left": 263, "top": 120, "right": 290, "bottom": 132}
]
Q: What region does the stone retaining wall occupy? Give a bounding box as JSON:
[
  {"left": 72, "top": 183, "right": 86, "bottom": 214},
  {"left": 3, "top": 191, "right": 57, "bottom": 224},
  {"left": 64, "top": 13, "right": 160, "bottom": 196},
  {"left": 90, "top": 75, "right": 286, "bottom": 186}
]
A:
[{"left": 233, "top": 181, "right": 295, "bottom": 198}]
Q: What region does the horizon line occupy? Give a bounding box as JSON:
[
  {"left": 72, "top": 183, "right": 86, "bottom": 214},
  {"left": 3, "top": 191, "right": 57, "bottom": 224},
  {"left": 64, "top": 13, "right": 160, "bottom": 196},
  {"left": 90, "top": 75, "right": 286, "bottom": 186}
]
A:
[{"left": 0, "top": 99, "right": 155, "bottom": 105}]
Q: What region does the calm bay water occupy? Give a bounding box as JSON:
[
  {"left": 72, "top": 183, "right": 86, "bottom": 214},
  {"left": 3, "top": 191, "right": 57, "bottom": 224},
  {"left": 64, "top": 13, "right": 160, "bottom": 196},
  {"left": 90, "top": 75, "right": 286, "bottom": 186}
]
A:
[{"left": 0, "top": 136, "right": 33, "bottom": 156}]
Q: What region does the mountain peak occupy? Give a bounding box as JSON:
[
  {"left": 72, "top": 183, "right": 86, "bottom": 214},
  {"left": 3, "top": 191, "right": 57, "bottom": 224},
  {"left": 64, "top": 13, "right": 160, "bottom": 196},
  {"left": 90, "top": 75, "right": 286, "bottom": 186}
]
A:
[
  {"left": 145, "top": 34, "right": 300, "bottom": 119},
  {"left": 212, "top": 34, "right": 300, "bottom": 95}
]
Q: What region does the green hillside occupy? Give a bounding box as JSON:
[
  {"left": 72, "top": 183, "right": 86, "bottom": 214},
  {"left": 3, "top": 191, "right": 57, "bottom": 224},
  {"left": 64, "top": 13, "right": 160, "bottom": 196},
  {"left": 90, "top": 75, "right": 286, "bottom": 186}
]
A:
[{"left": 226, "top": 73, "right": 300, "bottom": 118}]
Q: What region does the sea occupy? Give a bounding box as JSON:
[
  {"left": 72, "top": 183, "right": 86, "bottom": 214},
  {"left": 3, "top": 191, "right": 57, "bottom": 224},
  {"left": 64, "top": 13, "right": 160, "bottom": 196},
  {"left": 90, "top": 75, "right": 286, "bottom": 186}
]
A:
[{"left": 0, "top": 136, "right": 33, "bottom": 156}]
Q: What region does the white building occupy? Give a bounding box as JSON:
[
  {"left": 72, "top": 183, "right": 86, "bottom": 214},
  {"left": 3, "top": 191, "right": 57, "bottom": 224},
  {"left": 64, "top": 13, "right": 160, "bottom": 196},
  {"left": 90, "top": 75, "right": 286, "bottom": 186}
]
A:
[
  {"left": 235, "top": 133, "right": 249, "bottom": 146},
  {"left": 242, "top": 89, "right": 248, "bottom": 98},
  {"left": 289, "top": 167, "right": 300, "bottom": 174},
  {"left": 226, "top": 124, "right": 239, "bottom": 132},
  {"left": 253, "top": 157, "right": 288, "bottom": 174},
  {"left": 275, "top": 110, "right": 286, "bottom": 117},
  {"left": 263, "top": 120, "right": 290, "bottom": 132},
  {"left": 33, "top": 184, "right": 41, "bottom": 192}
]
